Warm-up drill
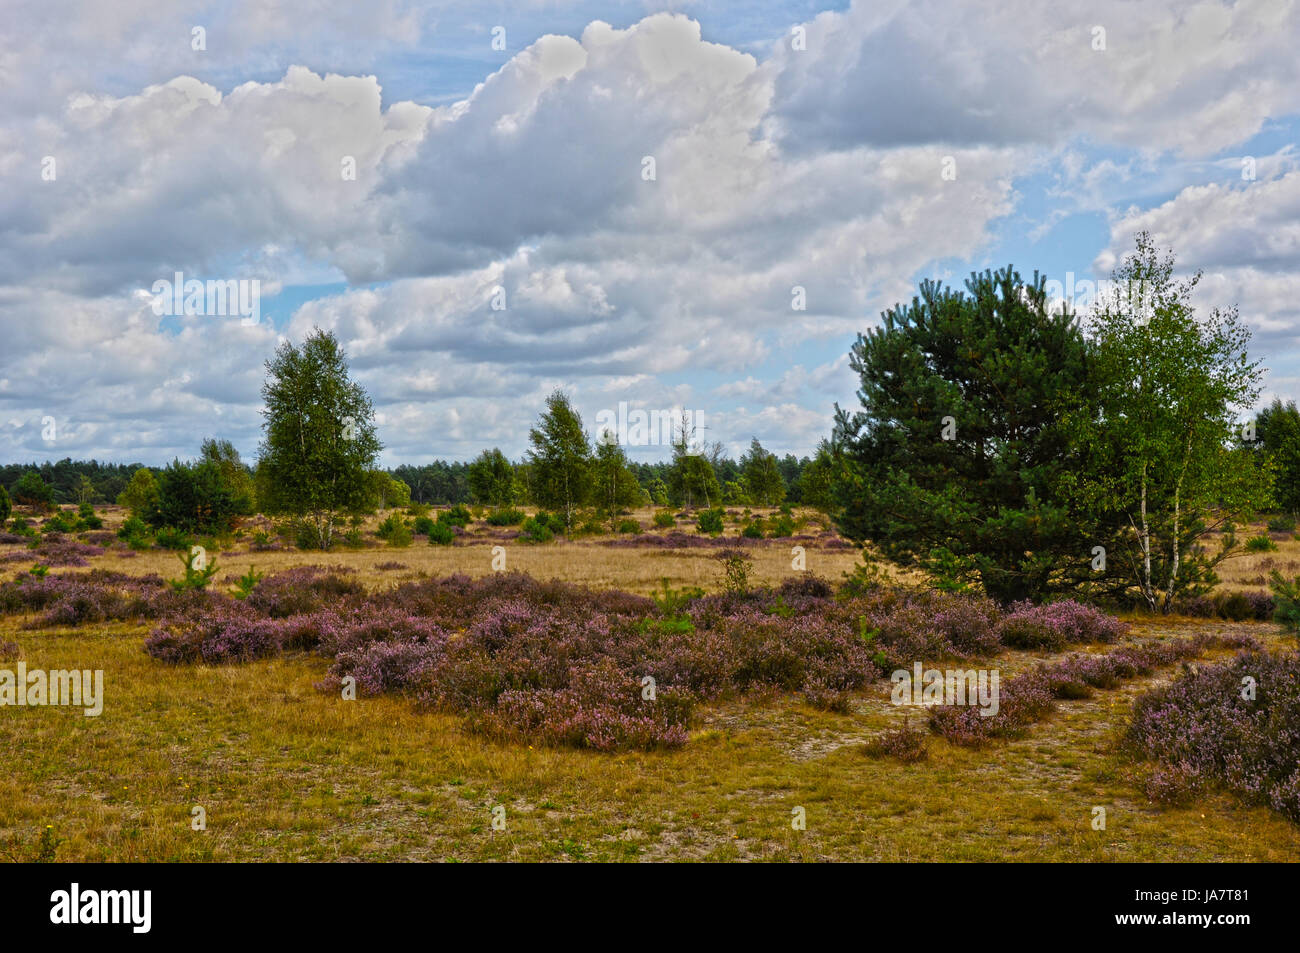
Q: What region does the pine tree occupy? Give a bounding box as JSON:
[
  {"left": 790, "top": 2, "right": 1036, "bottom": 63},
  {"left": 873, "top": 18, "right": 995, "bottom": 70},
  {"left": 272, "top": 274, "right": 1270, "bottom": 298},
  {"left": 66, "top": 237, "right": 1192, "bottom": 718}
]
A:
[
  {"left": 833, "top": 265, "right": 1095, "bottom": 601},
  {"left": 593, "top": 430, "right": 643, "bottom": 528},
  {"left": 740, "top": 438, "right": 785, "bottom": 506},
  {"left": 467, "top": 449, "right": 516, "bottom": 506}
]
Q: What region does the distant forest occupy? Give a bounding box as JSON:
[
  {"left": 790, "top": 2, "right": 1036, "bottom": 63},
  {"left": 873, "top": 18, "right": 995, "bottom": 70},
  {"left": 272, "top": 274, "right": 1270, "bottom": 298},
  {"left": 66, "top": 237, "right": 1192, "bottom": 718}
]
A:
[{"left": 0, "top": 453, "right": 820, "bottom": 507}]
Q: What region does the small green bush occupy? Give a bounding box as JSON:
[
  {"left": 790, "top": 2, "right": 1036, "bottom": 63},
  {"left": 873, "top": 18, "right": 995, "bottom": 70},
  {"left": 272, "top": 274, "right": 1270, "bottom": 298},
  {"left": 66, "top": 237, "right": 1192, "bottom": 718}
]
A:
[
  {"left": 486, "top": 508, "right": 525, "bottom": 526},
  {"left": 1267, "top": 514, "right": 1297, "bottom": 533},
  {"left": 118, "top": 515, "right": 149, "bottom": 541},
  {"left": 741, "top": 520, "right": 765, "bottom": 539},
  {"left": 42, "top": 510, "right": 79, "bottom": 534},
  {"left": 154, "top": 526, "right": 194, "bottom": 551},
  {"left": 167, "top": 549, "right": 218, "bottom": 592},
  {"left": 413, "top": 516, "right": 436, "bottom": 536},
  {"left": 520, "top": 516, "right": 554, "bottom": 544},
  {"left": 233, "top": 566, "right": 265, "bottom": 600},
  {"left": 652, "top": 511, "right": 675, "bottom": 529},
  {"left": 696, "top": 508, "right": 724, "bottom": 536},
  {"left": 428, "top": 521, "right": 455, "bottom": 546},
  {"left": 376, "top": 513, "right": 411, "bottom": 545},
  {"left": 766, "top": 514, "right": 795, "bottom": 538},
  {"left": 1245, "top": 535, "right": 1277, "bottom": 552},
  {"left": 616, "top": 518, "right": 640, "bottom": 534},
  {"left": 1269, "top": 570, "right": 1300, "bottom": 645},
  {"left": 438, "top": 504, "right": 472, "bottom": 528}
]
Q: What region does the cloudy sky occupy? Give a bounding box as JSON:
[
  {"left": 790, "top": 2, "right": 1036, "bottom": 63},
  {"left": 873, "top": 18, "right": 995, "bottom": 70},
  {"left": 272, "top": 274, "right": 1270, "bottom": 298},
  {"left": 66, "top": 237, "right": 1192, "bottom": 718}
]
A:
[{"left": 2, "top": 0, "right": 1298, "bottom": 467}]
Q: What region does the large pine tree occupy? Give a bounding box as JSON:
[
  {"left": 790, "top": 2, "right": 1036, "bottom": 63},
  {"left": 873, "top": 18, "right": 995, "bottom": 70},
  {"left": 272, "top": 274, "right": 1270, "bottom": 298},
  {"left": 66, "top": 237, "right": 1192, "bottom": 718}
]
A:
[{"left": 833, "top": 266, "right": 1095, "bottom": 601}]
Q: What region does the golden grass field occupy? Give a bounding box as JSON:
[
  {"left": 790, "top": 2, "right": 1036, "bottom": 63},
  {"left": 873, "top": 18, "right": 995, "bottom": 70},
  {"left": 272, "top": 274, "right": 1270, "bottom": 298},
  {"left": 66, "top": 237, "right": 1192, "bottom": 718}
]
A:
[{"left": 2, "top": 505, "right": 1298, "bottom": 862}]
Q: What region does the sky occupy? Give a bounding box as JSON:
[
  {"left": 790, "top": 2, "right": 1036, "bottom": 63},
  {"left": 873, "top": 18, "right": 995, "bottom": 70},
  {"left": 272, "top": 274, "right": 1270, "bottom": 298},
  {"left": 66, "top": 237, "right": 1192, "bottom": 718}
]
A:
[{"left": 1, "top": 0, "right": 1298, "bottom": 467}]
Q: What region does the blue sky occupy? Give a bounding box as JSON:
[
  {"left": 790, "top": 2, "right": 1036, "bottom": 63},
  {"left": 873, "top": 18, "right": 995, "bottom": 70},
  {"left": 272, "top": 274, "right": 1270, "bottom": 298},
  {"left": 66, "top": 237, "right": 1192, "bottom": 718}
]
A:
[{"left": 2, "top": 0, "right": 1298, "bottom": 467}]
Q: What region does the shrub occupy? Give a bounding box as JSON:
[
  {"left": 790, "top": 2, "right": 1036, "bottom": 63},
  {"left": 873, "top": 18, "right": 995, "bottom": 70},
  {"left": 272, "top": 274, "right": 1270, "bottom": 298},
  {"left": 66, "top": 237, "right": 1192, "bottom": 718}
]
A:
[
  {"left": 715, "top": 549, "right": 752, "bottom": 596},
  {"left": 428, "top": 522, "right": 455, "bottom": 546},
  {"left": 1245, "top": 534, "right": 1277, "bottom": 552},
  {"left": 652, "top": 511, "right": 675, "bottom": 530},
  {"left": 616, "top": 518, "right": 640, "bottom": 534},
  {"left": 520, "top": 516, "right": 553, "bottom": 544},
  {"left": 863, "top": 722, "right": 929, "bottom": 762},
  {"left": 386, "top": 522, "right": 413, "bottom": 547},
  {"left": 741, "top": 520, "right": 765, "bottom": 540},
  {"left": 118, "top": 516, "right": 150, "bottom": 543},
  {"left": 167, "top": 549, "right": 219, "bottom": 592},
  {"left": 232, "top": 566, "right": 265, "bottom": 600},
  {"left": 0, "top": 486, "right": 10, "bottom": 524},
  {"left": 696, "top": 508, "right": 724, "bottom": 536},
  {"left": 244, "top": 567, "right": 366, "bottom": 617},
  {"left": 1267, "top": 514, "right": 1296, "bottom": 533},
  {"left": 1213, "top": 590, "right": 1253, "bottom": 621},
  {"left": 412, "top": 516, "right": 436, "bottom": 536},
  {"left": 11, "top": 472, "right": 53, "bottom": 509},
  {"left": 486, "top": 508, "right": 525, "bottom": 526},
  {"left": 931, "top": 633, "right": 1257, "bottom": 747},
  {"left": 153, "top": 526, "right": 193, "bottom": 551},
  {"left": 439, "top": 504, "right": 472, "bottom": 528},
  {"left": 766, "top": 514, "right": 795, "bottom": 538},
  {"left": 42, "top": 510, "right": 80, "bottom": 534},
  {"left": 997, "top": 600, "right": 1128, "bottom": 650},
  {"left": 1269, "top": 571, "right": 1300, "bottom": 643},
  {"left": 147, "top": 459, "right": 245, "bottom": 535},
  {"left": 1127, "top": 650, "right": 1300, "bottom": 821},
  {"left": 375, "top": 513, "right": 406, "bottom": 541}
]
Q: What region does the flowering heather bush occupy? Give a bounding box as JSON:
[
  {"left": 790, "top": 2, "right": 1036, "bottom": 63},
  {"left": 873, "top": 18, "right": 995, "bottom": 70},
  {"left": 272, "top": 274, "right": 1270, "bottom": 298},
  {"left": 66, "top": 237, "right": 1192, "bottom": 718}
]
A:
[
  {"left": 863, "top": 721, "right": 930, "bottom": 762},
  {"left": 478, "top": 658, "right": 693, "bottom": 751},
  {"left": 997, "top": 600, "right": 1128, "bottom": 650},
  {"left": 145, "top": 601, "right": 278, "bottom": 664},
  {"left": 930, "top": 633, "right": 1260, "bottom": 747},
  {"left": 0, "top": 570, "right": 163, "bottom": 625},
  {"left": 328, "top": 638, "right": 447, "bottom": 696},
  {"left": 850, "top": 590, "right": 1002, "bottom": 668},
  {"left": 0, "top": 639, "right": 20, "bottom": 661},
  {"left": 243, "top": 566, "right": 366, "bottom": 617},
  {"left": 1127, "top": 650, "right": 1300, "bottom": 821},
  {"left": 4, "top": 538, "right": 104, "bottom": 568},
  {"left": 129, "top": 563, "right": 1135, "bottom": 751}
]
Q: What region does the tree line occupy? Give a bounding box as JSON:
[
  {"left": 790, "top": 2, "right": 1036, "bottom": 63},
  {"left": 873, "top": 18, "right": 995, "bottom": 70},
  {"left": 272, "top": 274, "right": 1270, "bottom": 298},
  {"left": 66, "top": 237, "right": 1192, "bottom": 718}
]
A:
[
  {"left": 3, "top": 232, "right": 1296, "bottom": 615},
  {"left": 1, "top": 332, "right": 818, "bottom": 547}
]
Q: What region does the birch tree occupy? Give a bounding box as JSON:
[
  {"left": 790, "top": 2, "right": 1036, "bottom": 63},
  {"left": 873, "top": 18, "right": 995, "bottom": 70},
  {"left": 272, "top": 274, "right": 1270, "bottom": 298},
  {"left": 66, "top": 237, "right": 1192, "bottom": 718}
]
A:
[
  {"left": 1077, "top": 233, "right": 1271, "bottom": 611},
  {"left": 257, "top": 330, "right": 381, "bottom": 549}
]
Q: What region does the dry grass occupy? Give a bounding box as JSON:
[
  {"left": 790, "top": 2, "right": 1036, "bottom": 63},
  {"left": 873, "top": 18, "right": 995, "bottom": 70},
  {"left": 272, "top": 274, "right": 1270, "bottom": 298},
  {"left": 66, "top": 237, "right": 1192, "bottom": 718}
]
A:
[
  {"left": 27, "top": 505, "right": 870, "bottom": 595},
  {"left": 3, "top": 504, "right": 1299, "bottom": 861},
  {"left": 3, "top": 618, "right": 1298, "bottom": 862}
]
